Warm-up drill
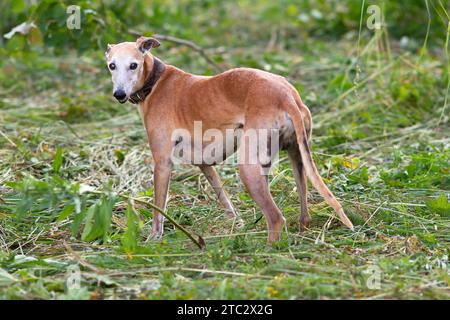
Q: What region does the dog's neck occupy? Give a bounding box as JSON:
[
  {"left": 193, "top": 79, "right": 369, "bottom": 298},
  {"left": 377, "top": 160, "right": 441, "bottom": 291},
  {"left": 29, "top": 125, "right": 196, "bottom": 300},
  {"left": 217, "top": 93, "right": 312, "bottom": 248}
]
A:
[{"left": 129, "top": 56, "right": 166, "bottom": 104}]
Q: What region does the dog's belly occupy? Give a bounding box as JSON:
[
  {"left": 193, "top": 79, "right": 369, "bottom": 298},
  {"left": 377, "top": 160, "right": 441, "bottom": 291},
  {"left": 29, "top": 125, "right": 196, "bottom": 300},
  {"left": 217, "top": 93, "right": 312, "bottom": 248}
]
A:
[
  {"left": 170, "top": 113, "right": 298, "bottom": 165},
  {"left": 171, "top": 124, "right": 243, "bottom": 166}
]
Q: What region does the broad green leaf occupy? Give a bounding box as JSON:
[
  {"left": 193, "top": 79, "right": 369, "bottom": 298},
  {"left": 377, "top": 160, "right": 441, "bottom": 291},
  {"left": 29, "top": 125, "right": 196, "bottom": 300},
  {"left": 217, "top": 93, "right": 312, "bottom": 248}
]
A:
[
  {"left": 121, "top": 201, "right": 141, "bottom": 255},
  {"left": 81, "top": 196, "right": 115, "bottom": 242},
  {"left": 56, "top": 204, "right": 75, "bottom": 222},
  {"left": 71, "top": 205, "right": 88, "bottom": 238},
  {"left": 0, "top": 269, "right": 17, "bottom": 286},
  {"left": 11, "top": 0, "right": 25, "bottom": 13},
  {"left": 81, "top": 204, "right": 97, "bottom": 241},
  {"left": 426, "top": 194, "right": 450, "bottom": 217},
  {"left": 53, "top": 148, "right": 64, "bottom": 173}
]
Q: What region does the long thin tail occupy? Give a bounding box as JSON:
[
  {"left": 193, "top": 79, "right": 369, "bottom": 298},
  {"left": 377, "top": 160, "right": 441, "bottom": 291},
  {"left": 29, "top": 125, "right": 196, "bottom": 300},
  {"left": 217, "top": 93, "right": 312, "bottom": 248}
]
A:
[{"left": 282, "top": 99, "right": 354, "bottom": 230}]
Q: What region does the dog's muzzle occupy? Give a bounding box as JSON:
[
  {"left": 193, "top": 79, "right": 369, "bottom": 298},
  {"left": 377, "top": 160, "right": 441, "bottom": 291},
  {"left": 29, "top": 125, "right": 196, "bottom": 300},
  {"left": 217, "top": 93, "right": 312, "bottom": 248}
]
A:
[{"left": 113, "top": 89, "right": 128, "bottom": 104}]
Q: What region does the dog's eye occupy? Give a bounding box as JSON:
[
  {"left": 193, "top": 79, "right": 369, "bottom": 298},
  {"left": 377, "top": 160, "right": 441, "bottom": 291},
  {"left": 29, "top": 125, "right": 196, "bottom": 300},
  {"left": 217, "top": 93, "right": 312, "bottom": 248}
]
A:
[
  {"left": 130, "top": 63, "right": 138, "bottom": 70},
  {"left": 109, "top": 63, "right": 116, "bottom": 70}
]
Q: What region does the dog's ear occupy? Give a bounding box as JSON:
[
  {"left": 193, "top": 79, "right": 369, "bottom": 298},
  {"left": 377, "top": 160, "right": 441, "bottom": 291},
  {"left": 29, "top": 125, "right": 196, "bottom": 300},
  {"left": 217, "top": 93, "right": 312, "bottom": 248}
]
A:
[
  {"left": 136, "top": 36, "right": 160, "bottom": 54},
  {"left": 105, "top": 43, "right": 115, "bottom": 57}
]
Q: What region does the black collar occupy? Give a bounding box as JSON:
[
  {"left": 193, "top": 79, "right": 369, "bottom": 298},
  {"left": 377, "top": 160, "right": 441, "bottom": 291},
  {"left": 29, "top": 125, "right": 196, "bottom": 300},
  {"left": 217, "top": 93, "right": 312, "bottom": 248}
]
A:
[{"left": 129, "top": 57, "right": 166, "bottom": 104}]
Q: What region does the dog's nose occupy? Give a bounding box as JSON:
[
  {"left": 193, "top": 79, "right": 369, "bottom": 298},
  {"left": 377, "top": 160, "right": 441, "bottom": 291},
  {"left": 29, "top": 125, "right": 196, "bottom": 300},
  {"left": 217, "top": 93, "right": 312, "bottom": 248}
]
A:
[{"left": 113, "top": 89, "right": 126, "bottom": 101}]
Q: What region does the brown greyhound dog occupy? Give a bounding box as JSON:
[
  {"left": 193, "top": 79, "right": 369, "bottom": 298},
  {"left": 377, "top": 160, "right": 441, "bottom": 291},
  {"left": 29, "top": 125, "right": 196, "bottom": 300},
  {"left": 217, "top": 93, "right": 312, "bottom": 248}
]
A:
[{"left": 105, "top": 36, "right": 354, "bottom": 243}]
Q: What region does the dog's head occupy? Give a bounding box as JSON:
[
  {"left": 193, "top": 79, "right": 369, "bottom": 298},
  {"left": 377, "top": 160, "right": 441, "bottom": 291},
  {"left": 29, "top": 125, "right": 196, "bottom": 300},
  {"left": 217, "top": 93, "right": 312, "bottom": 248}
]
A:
[{"left": 105, "top": 37, "right": 160, "bottom": 103}]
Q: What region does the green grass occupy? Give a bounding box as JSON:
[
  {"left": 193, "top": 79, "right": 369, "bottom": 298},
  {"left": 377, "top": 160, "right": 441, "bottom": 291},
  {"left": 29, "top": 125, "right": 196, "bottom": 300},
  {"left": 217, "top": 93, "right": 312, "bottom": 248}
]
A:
[{"left": 0, "top": 2, "right": 449, "bottom": 300}]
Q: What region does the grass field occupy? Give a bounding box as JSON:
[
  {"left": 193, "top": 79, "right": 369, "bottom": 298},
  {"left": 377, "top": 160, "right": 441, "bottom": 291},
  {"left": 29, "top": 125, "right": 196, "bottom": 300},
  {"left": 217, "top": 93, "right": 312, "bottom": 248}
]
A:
[{"left": 0, "top": 1, "right": 449, "bottom": 299}]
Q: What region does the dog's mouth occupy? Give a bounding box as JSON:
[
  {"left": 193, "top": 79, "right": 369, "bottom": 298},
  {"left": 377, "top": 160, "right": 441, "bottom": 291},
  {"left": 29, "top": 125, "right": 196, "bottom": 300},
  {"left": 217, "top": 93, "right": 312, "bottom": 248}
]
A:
[{"left": 118, "top": 98, "right": 128, "bottom": 104}]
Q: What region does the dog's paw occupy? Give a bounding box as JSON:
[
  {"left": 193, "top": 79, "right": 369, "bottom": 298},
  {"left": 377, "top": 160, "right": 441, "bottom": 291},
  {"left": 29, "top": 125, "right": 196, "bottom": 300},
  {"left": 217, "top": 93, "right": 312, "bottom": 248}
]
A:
[
  {"left": 145, "top": 230, "right": 164, "bottom": 243},
  {"left": 266, "top": 232, "right": 283, "bottom": 244},
  {"left": 233, "top": 217, "right": 245, "bottom": 230},
  {"left": 299, "top": 214, "right": 311, "bottom": 232}
]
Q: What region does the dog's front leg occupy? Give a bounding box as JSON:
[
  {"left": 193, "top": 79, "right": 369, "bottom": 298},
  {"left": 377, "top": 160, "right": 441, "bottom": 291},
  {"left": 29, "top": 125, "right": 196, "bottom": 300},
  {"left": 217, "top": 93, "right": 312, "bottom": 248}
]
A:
[
  {"left": 199, "top": 165, "right": 237, "bottom": 218},
  {"left": 147, "top": 160, "right": 172, "bottom": 241}
]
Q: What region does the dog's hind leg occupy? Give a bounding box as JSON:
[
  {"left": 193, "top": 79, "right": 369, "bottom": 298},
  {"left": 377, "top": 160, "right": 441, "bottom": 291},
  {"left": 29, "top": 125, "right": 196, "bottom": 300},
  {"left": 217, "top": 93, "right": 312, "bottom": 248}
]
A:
[
  {"left": 199, "top": 165, "right": 238, "bottom": 219},
  {"left": 238, "top": 162, "right": 285, "bottom": 243},
  {"left": 237, "top": 124, "right": 285, "bottom": 243},
  {"left": 287, "top": 147, "right": 310, "bottom": 231}
]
